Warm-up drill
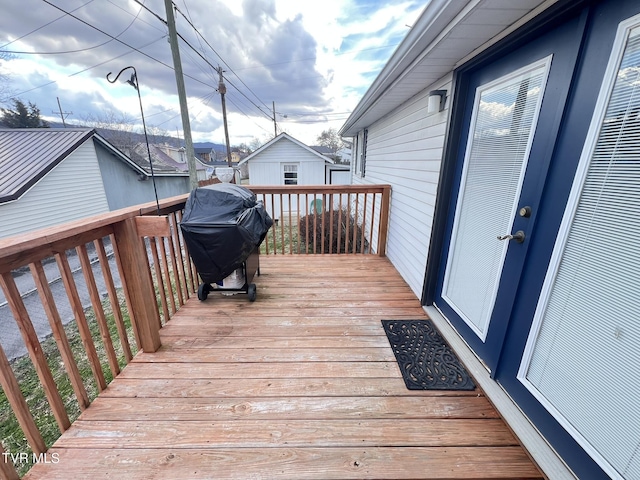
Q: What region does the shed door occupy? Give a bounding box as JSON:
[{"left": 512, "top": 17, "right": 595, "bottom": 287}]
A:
[{"left": 435, "top": 13, "right": 586, "bottom": 371}]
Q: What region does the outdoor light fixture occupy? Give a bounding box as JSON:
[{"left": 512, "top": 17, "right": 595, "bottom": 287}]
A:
[
  {"left": 106, "top": 66, "right": 161, "bottom": 214},
  {"left": 428, "top": 89, "right": 447, "bottom": 113}
]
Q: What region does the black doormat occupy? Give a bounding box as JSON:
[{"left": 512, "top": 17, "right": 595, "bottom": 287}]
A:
[{"left": 382, "top": 319, "right": 476, "bottom": 391}]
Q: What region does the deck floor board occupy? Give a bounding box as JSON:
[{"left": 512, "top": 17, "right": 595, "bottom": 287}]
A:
[{"left": 24, "top": 255, "right": 543, "bottom": 479}]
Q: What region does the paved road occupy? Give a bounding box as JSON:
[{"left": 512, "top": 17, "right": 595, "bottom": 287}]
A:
[{"left": 0, "top": 244, "right": 121, "bottom": 361}]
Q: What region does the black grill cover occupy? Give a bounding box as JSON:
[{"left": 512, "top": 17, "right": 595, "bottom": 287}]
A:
[{"left": 180, "top": 184, "right": 272, "bottom": 284}]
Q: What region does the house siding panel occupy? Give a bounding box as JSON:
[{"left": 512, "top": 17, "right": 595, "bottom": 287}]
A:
[
  {"left": 95, "top": 142, "right": 190, "bottom": 210},
  {"left": 352, "top": 76, "right": 452, "bottom": 298},
  {"left": 0, "top": 140, "right": 110, "bottom": 239},
  {"left": 247, "top": 138, "right": 328, "bottom": 186}
]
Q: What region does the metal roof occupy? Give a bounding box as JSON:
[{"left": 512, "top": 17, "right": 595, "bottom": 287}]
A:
[{"left": 0, "top": 128, "right": 95, "bottom": 204}]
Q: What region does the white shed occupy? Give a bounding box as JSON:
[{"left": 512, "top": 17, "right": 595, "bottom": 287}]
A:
[{"left": 239, "top": 133, "right": 340, "bottom": 186}]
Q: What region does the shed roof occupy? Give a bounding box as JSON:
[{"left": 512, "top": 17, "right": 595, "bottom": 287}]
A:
[
  {"left": 339, "top": 0, "right": 551, "bottom": 136},
  {"left": 0, "top": 128, "right": 95, "bottom": 204},
  {"left": 238, "top": 133, "right": 335, "bottom": 165}
]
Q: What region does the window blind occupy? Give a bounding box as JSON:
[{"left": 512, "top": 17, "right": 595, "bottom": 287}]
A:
[{"left": 523, "top": 24, "right": 640, "bottom": 480}]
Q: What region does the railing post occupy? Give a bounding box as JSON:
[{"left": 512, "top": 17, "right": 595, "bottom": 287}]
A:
[
  {"left": 112, "top": 217, "right": 161, "bottom": 353},
  {"left": 378, "top": 185, "right": 391, "bottom": 257}
]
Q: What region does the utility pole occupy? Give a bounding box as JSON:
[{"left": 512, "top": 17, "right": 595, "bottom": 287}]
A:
[
  {"left": 272, "top": 101, "right": 277, "bottom": 137},
  {"left": 53, "top": 97, "right": 72, "bottom": 127},
  {"left": 164, "top": 0, "right": 198, "bottom": 190},
  {"left": 216, "top": 66, "right": 232, "bottom": 167}
]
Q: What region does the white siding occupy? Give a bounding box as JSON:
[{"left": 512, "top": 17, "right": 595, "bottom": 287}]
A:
[
  {"left": 247, "top": 137, "right": 327, "bottom": 185},
  {"left": 0, "top": 141, "right": 110, "bottom": 239},
  {"left": 352, "top": 75, "right": 453, "bottom": 298}
]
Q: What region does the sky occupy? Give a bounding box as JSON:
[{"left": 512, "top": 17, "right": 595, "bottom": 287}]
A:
[{"left": 0, "top": 0, "right": 425, "bottom": 147}]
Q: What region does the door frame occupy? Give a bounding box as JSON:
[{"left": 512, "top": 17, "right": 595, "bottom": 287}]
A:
[
  {"left": 428, "top": 6, "right": 590, "bottom": 372},
  {"left": 422, "top": 0, "right": 590, "bottom": 307}
]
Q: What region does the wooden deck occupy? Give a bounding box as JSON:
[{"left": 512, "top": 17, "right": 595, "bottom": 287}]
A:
[{"left": 24, "top": 255, "right": 543, "bottom": 479}]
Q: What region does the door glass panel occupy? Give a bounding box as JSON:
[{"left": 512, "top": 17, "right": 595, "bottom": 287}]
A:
[
  {"left": 519, "top": 20, "right": 640, "bottom": 480},
  {"left": 442, "top": 58, "right": 550, "bottom": 340}
]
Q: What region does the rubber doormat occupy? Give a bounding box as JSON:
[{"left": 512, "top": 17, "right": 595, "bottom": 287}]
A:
[{"left": 382, "top": 319, "right": 476, "bottom": 391}]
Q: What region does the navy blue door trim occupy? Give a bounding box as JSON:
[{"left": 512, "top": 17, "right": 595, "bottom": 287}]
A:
[
  {"left": 495, "top": 1, "right": 640, "bottom": 479},
  {"left": 422, "top": 0, "right": 589, "bottom": 306},
  {"left": 432, "top": 9, "right": 589, "bottom": 372}
]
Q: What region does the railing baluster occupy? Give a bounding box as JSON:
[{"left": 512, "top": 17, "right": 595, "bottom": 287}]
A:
[
  {"left": 279, "top": 193, "right": 285, "bottom": 254},
  {"left": 288, "top": 193, "right": 293, "bottom": 255},
  {"left": 328, "top": 193, "right": 334, "bottom": 254},
  {"left": 55, "top": 252, "right": 108, "bottom": 392},
  {"left": 0, "top": 272, "right": 71, "bottom": 432},
  {"left": 345, "top": 193, "right": 351, "bottom": 254},
  {"left": 171, "top": 212, "right": 190, "bottom": 300},
  {"left": 320, "top": 194, "right": 326, "bottom": 254},
  {"left": 270, "top": 194, "right": 277, "bottom": 254},
  {"left": 149, "top": 237, "right": 170, "bottom": 325},
  {"left": 369, "top": 193, "right": 376, "bottom": 255},
  {"left": 312, "top": 193, "right": 317, "bottom": 254},
  {"left": 0, "top": 342, "right": 46, "bottom": 455},
  {"left": 159, "top": 237, "right": 177, "bottom": 315},
  {"left": 262, "top": 193, "right": 270, "bottom": 255},
  {"left": 352, "top": 193, "right": 360, "bottom": 254},
  {"left": 337, "top": 194, "right": 343, "bottom": 253},
  {"left": 296, "top": 193, "right": 302, "bottom": 253},
  {"left": 77, "top": 244, "right": 120, "bottom": 379},
  {"left": 175, "top": 210, "right": 197, "bottom": 293},
  {"left": 361, "top": 193, "right": 368, "bottom": 254},
  {"left": 166, "top": 234, "right": 184, "bottom": 307},
  {"left": 29, "top": 260, "right": 90, "bottom": 410},
  {"left": 305, "top": 194, "right": 309, "bottom": 254},
  {"left": 94, "top": 238, "right": 133, "bottom": 362}
]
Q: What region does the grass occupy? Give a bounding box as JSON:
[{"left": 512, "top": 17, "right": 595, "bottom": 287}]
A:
[{"left": 0, "top": 290, "right": 137, "bottom": 477}]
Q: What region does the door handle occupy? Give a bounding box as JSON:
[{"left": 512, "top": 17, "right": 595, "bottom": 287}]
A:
[{"left": 497, "top": 230, "right": 525, "bottom": 243}]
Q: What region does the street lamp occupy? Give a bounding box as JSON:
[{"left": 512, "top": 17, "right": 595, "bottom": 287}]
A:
[{"left": 106, "top": 66, "right": 160, "bottom": 214}]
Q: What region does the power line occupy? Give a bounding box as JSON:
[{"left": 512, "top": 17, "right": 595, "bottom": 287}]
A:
[
  {"left": 130, "top": 0, "right": 271, "bottom": 121},
  {"left": 3, "top": 0, "right": 145, "bottom": 55},
  {"left": 172, "top": 3, "right": 272, "bottom": 114},
  {"left": 12, "top": 0, "right": 218, "bottom": 98},
  {"left": 0, "top": 0, "right": 97, "bottom": 49},
  {"left": 14, "top": 35, "right": 168, "bottom": 97}
]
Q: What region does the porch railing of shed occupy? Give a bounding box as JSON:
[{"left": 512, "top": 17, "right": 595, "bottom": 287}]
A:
[{"left": 0, "top": 184, "right": 390, "bottom": 477}]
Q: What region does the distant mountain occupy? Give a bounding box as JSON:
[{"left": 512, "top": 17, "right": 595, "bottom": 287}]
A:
[{"left": 48, "top": 122, "right": 226, "bottom": 151}]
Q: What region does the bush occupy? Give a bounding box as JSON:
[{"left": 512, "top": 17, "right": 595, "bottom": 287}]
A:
[{"left": 299, "top": 208, "right": 368, "bottom": 253}]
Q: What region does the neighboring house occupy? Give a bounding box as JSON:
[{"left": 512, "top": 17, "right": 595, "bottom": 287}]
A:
[
  {"left": 311, "top": 144, "right": 351, "bottom": 164},
  {"left": 0, "top": 128, "right": 192, "bottom": 238},
  {"left": 194, "top": 145, "right": 213, "bottom": 163},
  {"left": 130, "top": 143, "right": 209, "bottom": 182},
  {"left": 340, "top": 1, "right": 640, "bottom": 480}
]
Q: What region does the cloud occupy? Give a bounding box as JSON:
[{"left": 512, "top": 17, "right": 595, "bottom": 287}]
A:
[{"left": 0, "top": 0, "right": 425, "bottom": 144}]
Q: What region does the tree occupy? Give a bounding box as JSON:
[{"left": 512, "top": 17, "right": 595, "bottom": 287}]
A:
[
  {"left": 81, "top": 110, "right": 136, "bottom": 149},
  {"left": 1, "top": 99, "right": 50, "bottom": 128},
  {"left": 0, "top": 51, "right": 16, "bottom": 105},
  {"left": 316, "top": 128, "right": 345, "bottom": 162},
  {"left": 249, "top": 136, "right": 266, "bottom": 152}
]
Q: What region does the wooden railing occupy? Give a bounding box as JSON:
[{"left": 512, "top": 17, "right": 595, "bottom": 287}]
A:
[
  {"left": 248, "top": 185, "right": 391, "bottom": 256},
  {"left": 0, "top": 195, "right": 193, "bottom": 477},
  {"left": 0, "top": 184, "right": 390, "bottom": 477}
]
